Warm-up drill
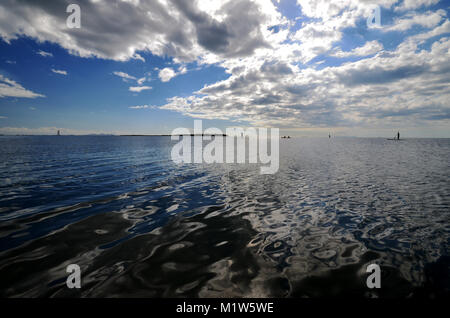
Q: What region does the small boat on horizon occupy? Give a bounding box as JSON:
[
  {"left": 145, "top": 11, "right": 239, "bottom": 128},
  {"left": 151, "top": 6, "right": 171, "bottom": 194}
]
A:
[{"left": 387, "top": 131, "right": 401, "bottom": 140}]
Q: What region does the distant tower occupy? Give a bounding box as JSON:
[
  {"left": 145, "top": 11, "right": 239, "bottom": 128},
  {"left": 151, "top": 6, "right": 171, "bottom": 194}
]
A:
[{"left": 57, "top": 130, "right": 61, "bottom": 136}]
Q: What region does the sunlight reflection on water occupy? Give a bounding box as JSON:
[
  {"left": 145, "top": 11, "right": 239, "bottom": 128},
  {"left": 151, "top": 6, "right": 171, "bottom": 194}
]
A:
[{"left": 0, "top": 136, "right": 448, "bottom": 297}]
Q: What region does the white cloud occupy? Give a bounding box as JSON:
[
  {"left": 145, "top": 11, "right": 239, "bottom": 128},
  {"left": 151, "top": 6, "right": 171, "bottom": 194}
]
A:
[
  {"left": 115, "top": 72, "right": 152, "bottom": 92},
  {"left": 161, "top": 33, "right": 450, "bottom": 128},
  {"left": 129, "top": 86, "right": 152, "bottom": 92},
  {"left": 0, "top": 0, "right": 448, "bottom": 129},
  {"left": 132, "top": 53, "right": 145, "bottom": 62},
  {"left": 287, "top": 1, "right": 398, "bottom": 63},
  {"left": 158, "top": 66, "right": 188, "bottom": 82},
  {"left": 385, "top": 10, "right": 446, "bottom": 32},
  {"left": 51, "top": 69, "right": 68, "bottom": 76},
  {"left": 114, "top": 72, "right": 148, "bottom": 87},
  {"left": 158, "top": 68, "right": 177, "bottom": 82},
  {"left": 113, "top": 71, "right": 136, "bottom": 81},
  {"left": 37, "top": 50, "right": 53, "bottom": 58},
  {"left": 295, "top": 0, "right": 398, "bottom": 23},
  {"left": 395, "top": 0, "right": 441, "bottom": 11},
  {"left": 129, "top": 105, "right": 156, "bottom": 109},
  {"left": 331, "top": 41, "right": 383, "bottom": 58},
  {"left": 411, "top": 20, "right": 450, "bottom": 42},
  {"left": 0, "top": 75, "right": 45, "bottom": 98},
  {"left": 157, "top": 1, "right": 450, "bottom": 128},
  {"left": 291, "top": 22, "right": 343, "bottom": 62}
]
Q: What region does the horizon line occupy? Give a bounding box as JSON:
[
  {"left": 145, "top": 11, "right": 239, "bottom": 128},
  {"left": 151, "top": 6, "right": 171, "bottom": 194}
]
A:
[{"left": 1, "top": 134, "right": 450, "bottom": 139}]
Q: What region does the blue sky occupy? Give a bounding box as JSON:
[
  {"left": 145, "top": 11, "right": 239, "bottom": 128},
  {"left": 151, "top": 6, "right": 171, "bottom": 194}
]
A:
[
  {"left": 0, "top": 37, "right": 230, "bottom": 134},
  {"left": 0, "top": 0, "right": 449, "bottom": 137}
]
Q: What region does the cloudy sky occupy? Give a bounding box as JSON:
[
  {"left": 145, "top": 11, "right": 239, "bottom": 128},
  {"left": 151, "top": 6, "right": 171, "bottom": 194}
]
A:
[{"left": 0, "top": 0, "right": 449, "bottom": 137}]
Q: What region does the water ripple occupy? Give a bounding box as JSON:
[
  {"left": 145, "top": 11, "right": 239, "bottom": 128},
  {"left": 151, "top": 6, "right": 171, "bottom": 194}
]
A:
[{"left": 0, "top": 136, "right": 449, "bottom": 297}]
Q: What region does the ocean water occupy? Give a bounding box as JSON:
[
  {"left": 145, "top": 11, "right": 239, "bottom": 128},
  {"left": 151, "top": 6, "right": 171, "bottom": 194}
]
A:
[{"left": 0, "top": 136, "right": 448, "bottom": 298}]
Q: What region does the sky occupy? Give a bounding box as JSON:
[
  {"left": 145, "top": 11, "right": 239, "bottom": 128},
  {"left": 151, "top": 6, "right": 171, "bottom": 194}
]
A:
[{"left": 0, "top": 0, "right": 449, "bottom": 137}]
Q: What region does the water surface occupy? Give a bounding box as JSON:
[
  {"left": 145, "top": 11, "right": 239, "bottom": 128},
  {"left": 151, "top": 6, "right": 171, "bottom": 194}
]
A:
[{"left": 0, "top": 136, "right": 448, "bottom": 297}]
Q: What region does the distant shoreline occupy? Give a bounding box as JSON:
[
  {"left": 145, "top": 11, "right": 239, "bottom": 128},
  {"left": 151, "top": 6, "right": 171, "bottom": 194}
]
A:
[
  {"left": 0, "top": 134, "right": 228, "bottom": 137},
  {"left": 120, "top": 134, "right": 228, "bottom": 137},
  {"left": 1, "top": 135, "right": 449, "bottom": 139}
]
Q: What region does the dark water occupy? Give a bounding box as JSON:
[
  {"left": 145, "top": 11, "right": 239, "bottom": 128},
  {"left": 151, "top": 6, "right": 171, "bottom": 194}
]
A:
[{"left": 0, "top": 136, "right": 449, "bottom": 298}]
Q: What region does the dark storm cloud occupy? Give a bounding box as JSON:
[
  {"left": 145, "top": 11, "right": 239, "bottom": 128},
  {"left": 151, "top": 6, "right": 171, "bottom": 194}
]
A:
[
  {"left": 359, "top": 104, "right": 450, "bottom": 121},
  {"left": 338, "top": 65, "right": 430, "bottom": 86},
  {"left": 172, "top": 0, "right": 269, "bottom": 57},
  {"left": 261, "top": 61, "right": 293, "bottom": 75},
  {"left": 0, "top": 0, "right": 272, "bottom": 61},
  {"left": 252, "top": 94, "right": 283, "bottom": 105},
  {"left": 170, "top": 0, "right": 230, "bottom": 53}
]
